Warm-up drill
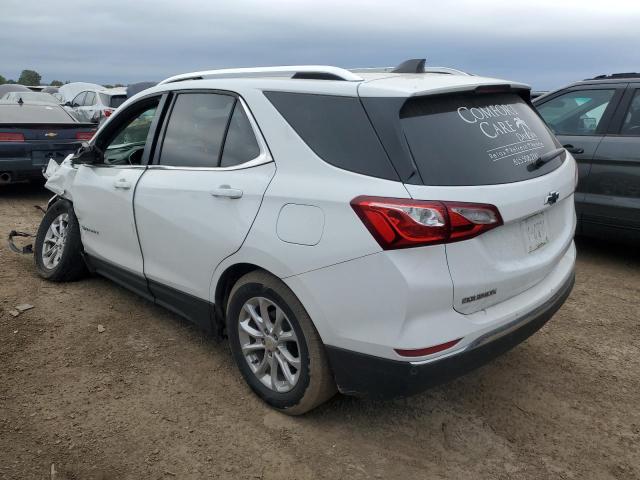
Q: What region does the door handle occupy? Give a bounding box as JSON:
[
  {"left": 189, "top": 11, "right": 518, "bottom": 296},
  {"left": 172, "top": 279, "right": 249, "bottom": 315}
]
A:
[
  {"left": 113, "top": 178, "right": 132, "bottom": 190},
  {"left": 563, "top": 144, "right": 584, "bottom": 155},
  {"left": 210, "top": 185, "right": 243, "bottom": 199}
]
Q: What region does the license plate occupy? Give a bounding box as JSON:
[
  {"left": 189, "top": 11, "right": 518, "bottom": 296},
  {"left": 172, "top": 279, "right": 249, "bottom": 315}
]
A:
[{"left": 522, "top": 213, "right": 549, "bottom": 253}]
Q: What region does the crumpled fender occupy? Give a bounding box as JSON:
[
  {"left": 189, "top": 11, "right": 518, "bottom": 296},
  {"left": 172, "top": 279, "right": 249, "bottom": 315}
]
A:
[{"left": 43, "top": 154, "right": 77, "bottom": 202}]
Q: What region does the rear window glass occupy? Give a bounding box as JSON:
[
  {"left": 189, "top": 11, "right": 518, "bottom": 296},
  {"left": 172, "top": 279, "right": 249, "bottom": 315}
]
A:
[
  {"left": 400, "top": 92, "right": 562, "bottom": 186},
  {"left": 0, "top": 104, "right": 74, "bottom": 123},
  {"left": 109, "top": 95, "right": 127, "bottom": 108},
  {"left": 265, "top": 92, "right": 398, "bottom": 180}
]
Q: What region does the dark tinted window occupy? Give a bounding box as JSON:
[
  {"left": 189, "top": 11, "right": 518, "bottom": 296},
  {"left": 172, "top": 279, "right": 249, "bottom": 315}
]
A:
[
  {"left": 536, "top": 89, "right": 615, "bottom": 135},
  {"left": 400, "top": 92, "right": 561, "bottom": 186},
  {"left": 265, "top": 91, "right": 397, "bottom": 180},
  {"left": 84, "top": 91, "right": 96, "bottom": 106},
  {"left": 220, "top": 103, "right": 260, "bottom": 167},
  {"left": 621, "top": 90, "right": 640, "bottom": 136},
  {"left": 72, "top": 92, "right": 86, "bottom": 107},
  {"left": 109, "top": 95, "right": 127, "bottom": 108},
  {"left": 159, "top": 93, "right": 235, "bottom": 168}
]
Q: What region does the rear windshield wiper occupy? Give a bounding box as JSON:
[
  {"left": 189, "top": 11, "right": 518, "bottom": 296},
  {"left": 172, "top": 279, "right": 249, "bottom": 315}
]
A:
[{"left": 528, "top": 147, "right": 565, "bottom": 171}]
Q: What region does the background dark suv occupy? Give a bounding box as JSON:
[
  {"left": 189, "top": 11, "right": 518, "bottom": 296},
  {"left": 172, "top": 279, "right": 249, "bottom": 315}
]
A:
[{"left": 534, "top": 74, "right": 640, "bottom": 243}]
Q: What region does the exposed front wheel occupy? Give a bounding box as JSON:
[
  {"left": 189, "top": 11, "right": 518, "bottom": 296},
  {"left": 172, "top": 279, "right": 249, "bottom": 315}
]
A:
[
  {"left": 34, "top": 200, "right": 87, "bottom": 281},
  {"left": 226, "top": 271, "right": 336, "bottom": 415}
]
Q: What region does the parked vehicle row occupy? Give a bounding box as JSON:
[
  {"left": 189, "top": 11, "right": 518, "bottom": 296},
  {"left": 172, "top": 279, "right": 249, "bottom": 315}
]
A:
[
  {"left": 38, "top": 60, "right": 576, "bottom": 414},
  {"left": 533, "top": 73, "right": 640, "bottom": 242}
]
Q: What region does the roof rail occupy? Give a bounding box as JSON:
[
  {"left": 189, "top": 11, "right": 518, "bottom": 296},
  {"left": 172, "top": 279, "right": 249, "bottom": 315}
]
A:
[
  {"left": 587, "top": 72, "right": 640, "bottom": 80},
  {"left": 158, "top": 66, "right": 364, "bottom": 85},
  {"left": 350, "top": 66, "right": 472, "bottom": 76}
]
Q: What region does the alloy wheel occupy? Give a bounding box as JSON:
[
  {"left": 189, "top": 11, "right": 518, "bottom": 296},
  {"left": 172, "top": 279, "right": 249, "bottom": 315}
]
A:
[
  {"left": 237, "top": 296, "right": 301, "bottom": 393},
  {"left": 41, "top": 213, "right": 69, "bottom": 270}
]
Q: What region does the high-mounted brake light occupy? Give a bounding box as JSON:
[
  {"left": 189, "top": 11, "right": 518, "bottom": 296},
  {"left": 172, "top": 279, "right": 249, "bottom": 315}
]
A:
[
  {"left": 76, "top": 131, "right": 95, "bottom": 141},
  {"left": 351, "top": 196, "right": 503, "bottom": 250},
  {"left": 0, "top": 132, "right": 25, "bottom": 142}
]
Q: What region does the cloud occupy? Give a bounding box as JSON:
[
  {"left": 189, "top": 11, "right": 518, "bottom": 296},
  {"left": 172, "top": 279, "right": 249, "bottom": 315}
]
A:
[{"left": 0, "top": 0, "right": 638, "bottom": 89}]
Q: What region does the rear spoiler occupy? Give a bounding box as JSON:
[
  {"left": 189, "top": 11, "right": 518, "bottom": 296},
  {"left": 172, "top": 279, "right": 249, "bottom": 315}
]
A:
[{"left": 409, "top": 83, "right": 532, "bottom": 103}]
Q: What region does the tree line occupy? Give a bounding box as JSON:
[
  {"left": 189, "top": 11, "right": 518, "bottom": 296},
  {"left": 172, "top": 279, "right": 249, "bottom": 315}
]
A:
[{"left": 0, "top": 69, "right": 124, "bottom": 89}]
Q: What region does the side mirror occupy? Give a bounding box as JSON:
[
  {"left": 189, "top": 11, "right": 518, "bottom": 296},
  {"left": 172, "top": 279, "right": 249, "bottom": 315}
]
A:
[
  {"left": 64, "top": 101, "right": 72, "bottom": 107},
  {"left": 72, "top": 143, "right": 100, "bottom": 165}
]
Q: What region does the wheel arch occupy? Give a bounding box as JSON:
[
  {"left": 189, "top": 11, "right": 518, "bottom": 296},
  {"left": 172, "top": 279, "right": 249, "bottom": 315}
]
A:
[{"left": 213, "top": 262, "right": 270, "bottom": 337}]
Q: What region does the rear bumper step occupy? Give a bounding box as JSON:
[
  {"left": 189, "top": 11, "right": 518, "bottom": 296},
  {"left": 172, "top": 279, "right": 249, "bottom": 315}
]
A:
[{"left": 326, "top": 271, "right": 575, "bottom": 399}]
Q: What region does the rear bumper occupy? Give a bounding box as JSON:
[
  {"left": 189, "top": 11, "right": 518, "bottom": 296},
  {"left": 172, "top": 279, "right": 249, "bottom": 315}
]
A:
[{"left": 326, "top": 270, "right": 575, "bottom": 399}]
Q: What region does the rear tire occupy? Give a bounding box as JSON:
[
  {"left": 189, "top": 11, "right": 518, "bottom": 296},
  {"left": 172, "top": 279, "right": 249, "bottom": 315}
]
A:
[
  {"left": 34, "top": 200, "right": 87, "bottom": 282},
  {"left": 226, "top": 270, "right": 336, "bottom": 415}
]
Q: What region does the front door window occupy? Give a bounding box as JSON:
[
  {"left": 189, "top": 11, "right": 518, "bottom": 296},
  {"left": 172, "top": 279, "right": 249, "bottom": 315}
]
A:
[{"left": 103, "top": 105, "right": 158, "bottom": 165}]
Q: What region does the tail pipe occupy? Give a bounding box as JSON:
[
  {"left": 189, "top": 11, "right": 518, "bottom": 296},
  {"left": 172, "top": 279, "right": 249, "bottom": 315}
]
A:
[{"left": 0, "top": 172, "right": 12, "bottom": 184}]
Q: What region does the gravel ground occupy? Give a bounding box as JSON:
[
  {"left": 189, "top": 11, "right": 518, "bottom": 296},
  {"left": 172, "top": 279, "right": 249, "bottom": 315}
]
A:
[{"left": 1, "top": 183, "right": 639, "bottom": 480}]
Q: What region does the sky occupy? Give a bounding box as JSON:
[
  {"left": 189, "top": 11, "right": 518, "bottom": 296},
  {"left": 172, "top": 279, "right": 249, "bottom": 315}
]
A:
[{"left": 1, "top": 0, "right": 639, "bottom": 91}]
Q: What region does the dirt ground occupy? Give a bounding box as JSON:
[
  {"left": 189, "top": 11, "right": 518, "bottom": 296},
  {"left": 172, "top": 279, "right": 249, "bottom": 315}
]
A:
[{"left": 1, "top": 182, "right": 638, "bottom": 480}]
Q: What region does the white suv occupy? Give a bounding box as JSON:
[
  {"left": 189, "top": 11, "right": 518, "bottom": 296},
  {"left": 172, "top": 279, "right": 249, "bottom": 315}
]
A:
[{"left": 36, "top": 60, "right": 577, "bottom": 414}]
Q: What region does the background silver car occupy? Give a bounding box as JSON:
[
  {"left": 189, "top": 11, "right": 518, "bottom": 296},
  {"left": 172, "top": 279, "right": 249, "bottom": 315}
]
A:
[{"left": 65, "top": 87, "right": 127, "bottom": 124}]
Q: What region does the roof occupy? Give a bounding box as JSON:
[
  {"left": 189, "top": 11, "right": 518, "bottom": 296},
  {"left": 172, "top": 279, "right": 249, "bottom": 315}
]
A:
[
  {"left": 533, "top": 73, "right": 640, "bottom": 102},
  {"left": 144, "top": 64, "right": 529, "bottom": 100},
  {"left": 101, "top": 87, "right": 127, "bottom": 96}
]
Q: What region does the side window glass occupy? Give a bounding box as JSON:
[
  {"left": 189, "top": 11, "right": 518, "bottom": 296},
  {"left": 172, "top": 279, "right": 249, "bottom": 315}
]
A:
[
  {"left": 220, "top": 103, "right": 260, "bottom": 167},
  {"left": 621, "top": 90, "right": 640, "bottom": 136},
  {"left": 159, "top": 93, "right": 235, "bottom": 168},
  {"left": 537, "top": 89, "right": 615, "bottom": 135},
  {"left": 72, "top": 92, "right": 86, "bottom": 107},
  {"left": 102, "top": 102, "right": 158, "bottom": 166},
  {"left": 84, "top": 91, "right": 96, "bottom": 106}
]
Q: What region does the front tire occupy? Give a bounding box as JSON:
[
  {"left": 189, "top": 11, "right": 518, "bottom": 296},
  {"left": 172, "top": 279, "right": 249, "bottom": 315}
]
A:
[
  {"left": 34, "top": 200, "right": 87, "bottom": 281},
  {"left": 226, "top": 270, "right": 336, "bottom": 415}
]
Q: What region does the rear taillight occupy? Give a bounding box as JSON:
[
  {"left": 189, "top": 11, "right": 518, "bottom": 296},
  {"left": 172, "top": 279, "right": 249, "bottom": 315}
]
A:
[
  {"left": 104, "top": 109, "right": 114, "bottom": 117},
  {"left": 0, "top": 132, "right": 25, "bottom": 142},
  {"left": 76, "top": 131, "right": 95, "bottom": 141},
  {"left": 351, "top": 196, "right": 503, "bottom": 250}
]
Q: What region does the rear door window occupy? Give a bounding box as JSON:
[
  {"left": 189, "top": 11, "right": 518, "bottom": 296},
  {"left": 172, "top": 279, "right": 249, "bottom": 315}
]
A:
[
  {"left": 159, "top": 93, "right": 235, "bottom": 168},
  {"left": 400, "top": 92, "right": 562, "bottom": 186},
  {"left": 220, "top": 102, "right": 260, "bottom": 167},
  {"left": 84, "top": 91, "right": 96, "bottom": 106},
  {"left": 621, "top": 90, "right": 640, "bottom": 136},
  {"left": 536, "top": 89, "right": 616, "bottom": 135}
]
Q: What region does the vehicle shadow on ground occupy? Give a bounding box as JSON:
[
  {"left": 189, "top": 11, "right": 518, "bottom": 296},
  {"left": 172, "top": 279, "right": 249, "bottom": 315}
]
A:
[
  {"left": 0, "top": 181, "right": 50, "bottom": 202},
  {"left": 575, "top": 235, "right": 640, "bottom": 266}
]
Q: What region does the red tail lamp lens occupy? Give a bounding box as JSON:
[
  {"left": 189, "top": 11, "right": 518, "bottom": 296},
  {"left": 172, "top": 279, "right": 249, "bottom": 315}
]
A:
[{"left": 351, "top": 196, "right": 502, "bottom": 250}]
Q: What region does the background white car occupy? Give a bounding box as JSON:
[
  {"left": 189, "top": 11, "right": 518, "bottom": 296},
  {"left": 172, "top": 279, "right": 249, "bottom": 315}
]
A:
[
  {"left": 65, "top": 87, "right": 127, "bottom": 124},
  {"left": 36, "top": 60, "right": 576, "bottom": 414}
]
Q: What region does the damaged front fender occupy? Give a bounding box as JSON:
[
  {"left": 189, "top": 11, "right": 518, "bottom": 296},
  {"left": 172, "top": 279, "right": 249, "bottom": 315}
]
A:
[{"left": 43, "top": 154, "right": 77, "bottom": 203}]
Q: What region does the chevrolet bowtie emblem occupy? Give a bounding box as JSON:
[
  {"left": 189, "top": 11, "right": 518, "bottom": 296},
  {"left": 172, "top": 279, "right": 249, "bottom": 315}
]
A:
[
  {"left": 545, "top": 191, "right": 560, "bottom": 205},
  {"left": 44, "top": 132, "right": 58, "bottom": 137}
]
